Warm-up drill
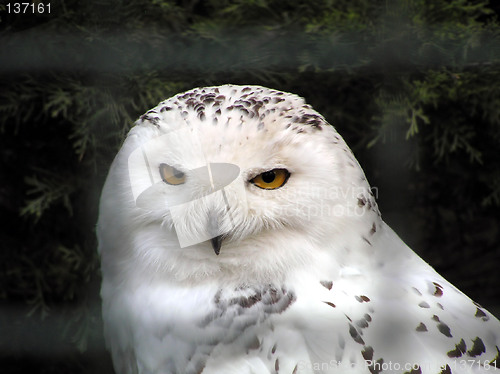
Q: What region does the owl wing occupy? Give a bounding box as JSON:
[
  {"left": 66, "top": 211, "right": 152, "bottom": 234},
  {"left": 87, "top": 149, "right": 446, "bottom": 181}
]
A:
[{"left": 284, "top": 222, "right": 500, "bottom": 374}]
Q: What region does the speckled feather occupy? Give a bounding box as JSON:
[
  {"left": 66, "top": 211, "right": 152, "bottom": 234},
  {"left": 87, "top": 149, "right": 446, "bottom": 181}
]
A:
[{"left": 97, "top": 85, "right": 500, "bottom": 374}]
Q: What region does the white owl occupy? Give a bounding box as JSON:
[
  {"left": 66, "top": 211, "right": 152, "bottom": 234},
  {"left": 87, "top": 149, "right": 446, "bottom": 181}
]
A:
[{"left": 97, "top": 85, "right": 500, "bottom": 374}]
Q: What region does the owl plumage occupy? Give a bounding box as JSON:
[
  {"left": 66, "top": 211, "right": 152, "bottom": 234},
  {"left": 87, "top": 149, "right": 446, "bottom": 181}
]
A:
[{"left": 97, "top": 85, "right": 500, "bottom": 374}]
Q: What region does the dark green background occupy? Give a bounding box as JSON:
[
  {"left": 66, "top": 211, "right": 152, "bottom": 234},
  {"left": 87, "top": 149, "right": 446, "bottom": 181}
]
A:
[{"left": 1, "top": 1, "right": 500, "bottom": 373}]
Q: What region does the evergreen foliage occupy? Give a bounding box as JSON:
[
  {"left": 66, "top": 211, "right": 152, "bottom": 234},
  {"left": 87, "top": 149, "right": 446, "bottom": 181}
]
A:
[{"left": 1, "top": 1, "right": 500, "bottom": 372}]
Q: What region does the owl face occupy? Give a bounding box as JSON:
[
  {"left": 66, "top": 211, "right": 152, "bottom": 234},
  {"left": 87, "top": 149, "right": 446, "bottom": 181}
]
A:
[{"left": 101, "top": 85, "right": 376, "bottom": 283}]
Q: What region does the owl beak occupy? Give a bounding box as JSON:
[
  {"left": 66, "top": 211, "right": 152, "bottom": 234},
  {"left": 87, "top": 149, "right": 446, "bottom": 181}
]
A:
[
  {"left": 208, "top": 211, "right": 223, "bottom": 255},
  {"left": 211, "top": 235, "right": 223, "bottom": 255}
]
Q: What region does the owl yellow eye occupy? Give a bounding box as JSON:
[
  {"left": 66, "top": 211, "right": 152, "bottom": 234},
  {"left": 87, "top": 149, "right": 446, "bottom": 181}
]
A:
[
  {"left": 250, "top": 168, "right": 290, "bottom": 190},
  {"left": 159, "top": 163, "right": 186, "bottom": 185}
]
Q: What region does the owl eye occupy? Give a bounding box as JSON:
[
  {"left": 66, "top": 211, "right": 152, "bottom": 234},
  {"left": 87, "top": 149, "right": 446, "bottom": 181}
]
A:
[
  {"left": 250, "top": 168, "right": 290, "bottom": 190},
  {"left": 159, "top": 163, "right": 186, "bottom": 185}
]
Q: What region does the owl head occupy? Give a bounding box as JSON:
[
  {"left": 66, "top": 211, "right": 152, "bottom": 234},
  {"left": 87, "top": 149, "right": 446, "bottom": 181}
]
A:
[{"left": 97, "top": 85, "right": 380, "bottom": 285}]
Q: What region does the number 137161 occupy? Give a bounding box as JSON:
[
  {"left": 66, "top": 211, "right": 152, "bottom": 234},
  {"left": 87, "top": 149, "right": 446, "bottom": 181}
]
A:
[{"left": 6, "top": 3, "right": 51, "bottom": 14}]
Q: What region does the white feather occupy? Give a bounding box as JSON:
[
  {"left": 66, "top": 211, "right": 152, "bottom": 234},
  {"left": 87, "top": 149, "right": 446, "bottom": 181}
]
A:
[{"left": 98, "top": 85, "right": 500, "bottom": 374}]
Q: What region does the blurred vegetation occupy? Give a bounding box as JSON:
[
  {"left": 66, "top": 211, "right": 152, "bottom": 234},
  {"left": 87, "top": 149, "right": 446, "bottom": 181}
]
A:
[{"left": 1, "top": 0, "right": 500, "bottom": 373}]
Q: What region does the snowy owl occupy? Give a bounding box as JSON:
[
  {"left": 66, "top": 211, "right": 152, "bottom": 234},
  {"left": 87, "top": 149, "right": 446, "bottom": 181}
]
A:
[{"left": 97, "top": 85, "right": 500, "bottom": 374}]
